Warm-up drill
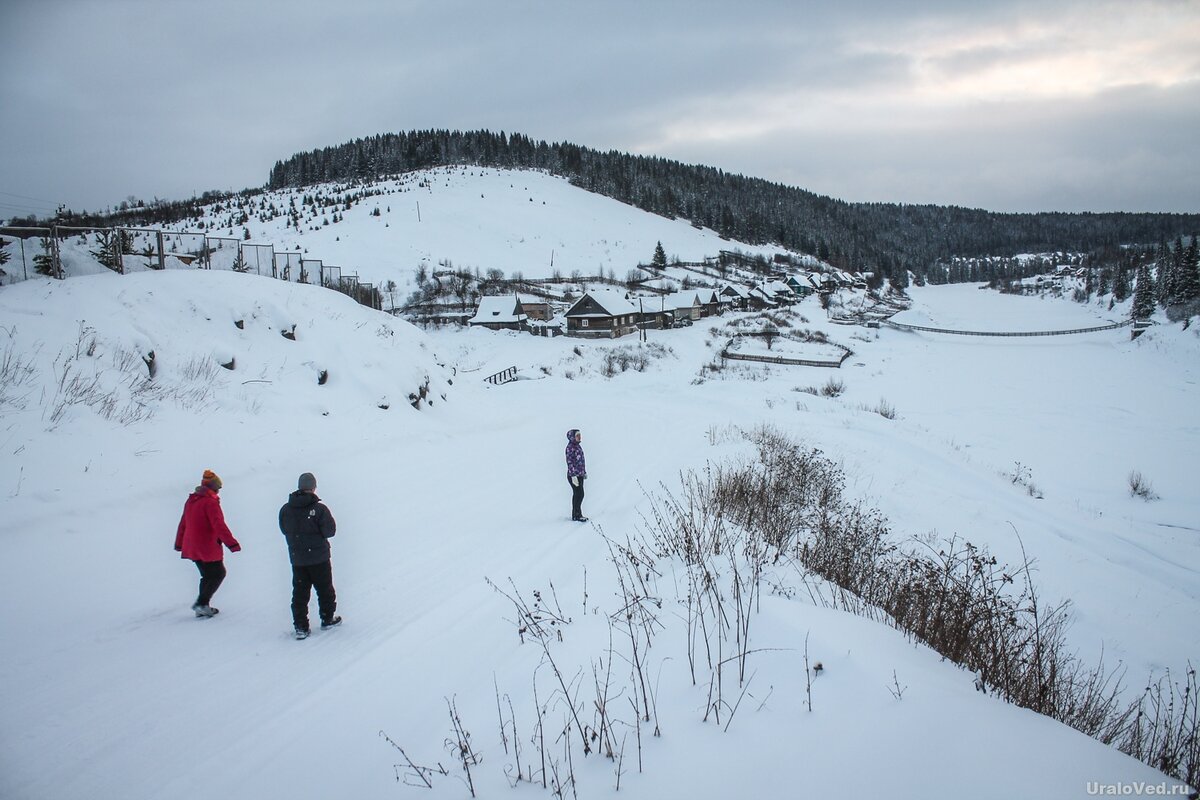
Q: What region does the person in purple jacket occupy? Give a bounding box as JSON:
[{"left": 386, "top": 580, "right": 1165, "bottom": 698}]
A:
[{"left": 565, "top": 428, "right": 588, "bottom": 522}]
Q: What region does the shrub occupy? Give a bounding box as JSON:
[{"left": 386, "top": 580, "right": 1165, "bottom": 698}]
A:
[
  {"left": 1128, "top": 470, "right": 1160, "bottom": 501},
  {"left": 820, "top": 377, "right": 845, "bottom": 397},
  {"left": 640, "top": 426, "right": 1197, "bottom": 787}
]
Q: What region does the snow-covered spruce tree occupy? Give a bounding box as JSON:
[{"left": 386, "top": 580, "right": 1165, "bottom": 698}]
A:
[
  {"left": 33, "top": 237, "right": 57, "bottom": 277},
  {"left": 652, "top": 241, "right": 667, "bottom": 270},
  {"left": 1156, "top": 239, "right": 1179, "bottom": 307},
  {"left": 90, "top": 229, "right": 125, "bottom": 272},
  {"left": 1175, "top": 235, "right": 1200, "bottom": 305},
  {"left": 1112, "top": 264, "right": 1132, "bottom": 302},
  {"left": 1131, "top": 262, "right": 1157, "bottom": 320}
]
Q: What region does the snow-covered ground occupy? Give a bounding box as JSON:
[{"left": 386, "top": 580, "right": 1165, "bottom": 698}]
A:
[{"left": 1, "top": 263, "right": 1196, "bottom": 799}]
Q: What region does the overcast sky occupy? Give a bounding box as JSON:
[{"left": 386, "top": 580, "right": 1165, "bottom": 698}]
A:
[{"left": 1, "top": 0, "right": 1197, "bottom": 221}]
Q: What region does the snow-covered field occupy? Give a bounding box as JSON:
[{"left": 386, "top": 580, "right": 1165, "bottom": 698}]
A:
[{"left": 1, "top": 261, "right": 1196, "bottom": 799}]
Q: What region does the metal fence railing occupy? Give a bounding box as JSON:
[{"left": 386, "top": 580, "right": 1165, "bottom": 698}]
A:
[
  {"left": 883, "top": 319, "right": 1132, "bottom": 336},
  {"left": 484, "top": 366, "right": 518, "bottom": 385}
]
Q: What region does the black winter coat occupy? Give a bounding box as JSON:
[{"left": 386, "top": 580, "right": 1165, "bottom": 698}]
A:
[{"left": 279, "top": 491, "right": 337, "bottom": 566}]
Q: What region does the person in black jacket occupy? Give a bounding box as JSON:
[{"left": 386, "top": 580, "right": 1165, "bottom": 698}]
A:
[{"left": 279, "top": 472, "right": 340, "bottom": 639}]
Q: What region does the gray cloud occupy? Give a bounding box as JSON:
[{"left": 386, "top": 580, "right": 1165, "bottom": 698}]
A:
[{"left": 1, "top": 0, "right": 1196, "bottom": 219}]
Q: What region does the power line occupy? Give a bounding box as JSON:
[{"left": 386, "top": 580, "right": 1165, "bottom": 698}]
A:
[
  {"left": 0, "top": 201, "right": 57, "bottom": 213},
  {"left": 0, "top": 190, "right": 61, "bottom": 205}
]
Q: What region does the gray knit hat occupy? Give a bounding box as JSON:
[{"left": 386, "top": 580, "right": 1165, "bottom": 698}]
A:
[{"left": 298, "top": 472, "right": 317, "bottom": 492}]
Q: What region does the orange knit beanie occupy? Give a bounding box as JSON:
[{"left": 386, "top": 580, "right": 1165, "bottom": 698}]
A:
[{"left": 202, "top": 469, "right": 223, "bottom": 491}]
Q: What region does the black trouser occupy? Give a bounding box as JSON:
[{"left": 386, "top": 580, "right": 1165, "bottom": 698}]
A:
[
  {"left": 568, "top": 475, "right": 585, "bottom": 519},
  {"left": 193, "top": 560, "right": 226, "bottom": 606},
  {"left": 291, "top": 560, "right": 336, "bottom": 629}
]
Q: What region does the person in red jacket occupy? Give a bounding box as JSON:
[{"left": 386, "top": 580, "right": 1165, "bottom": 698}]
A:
[{"left": 174, "top": 469, "right": 241, "bottom": 617}]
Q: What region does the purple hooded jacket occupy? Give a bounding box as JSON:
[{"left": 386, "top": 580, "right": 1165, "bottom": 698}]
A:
[{"left": 566, "top": 429, "right": 587, "bottom": 479}]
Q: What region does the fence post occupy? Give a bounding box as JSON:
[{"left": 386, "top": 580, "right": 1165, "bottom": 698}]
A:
[
  {"left": 156, "top": 229, "right": 166, "bottom": 271},
  {"left": 115, "top": 227, "right": 126, "bottom": 274},
  {"left": 50, "top": 227, "right": 63, "bottom": 279}
]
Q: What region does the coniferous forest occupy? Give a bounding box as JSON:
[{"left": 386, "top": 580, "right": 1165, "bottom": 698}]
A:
[{"left": 266, "top": 129, "right": 1199, "bottom": 283}]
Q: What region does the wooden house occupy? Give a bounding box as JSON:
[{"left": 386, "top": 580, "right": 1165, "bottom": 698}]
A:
[
  {"left": 565, "top": 289, "right": 640, "bottom": 338},
  {"left": 631, "top": 295, "right": 672, "bottom": 330},
  {"left": 517, "top": 294, "right": 553, "bottom": 321},
  {"left": 468, "top": 295, "right": 528, "bottom": 331},
  {"left": 719, "top": 283, "right": 752, "bottom": 310},
  {"left": 747, "top": 285, "right": 778, "bottom": 310},
  {"left": 787, "top": 274, "right": 818, "bottom": 297},
  {"left": 663, "top": 290, "right": 703, "bottom": 323},
  {"left": 693, "top": 288, "right": 722, "bottom": 317},
  {"left": 763, "top": 280, "right": 797, "bottom": 304}
]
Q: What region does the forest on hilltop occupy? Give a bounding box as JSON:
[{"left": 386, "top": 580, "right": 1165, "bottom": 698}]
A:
[{"left": 266, "top": 129, "right": 1199, "bottom": 283}]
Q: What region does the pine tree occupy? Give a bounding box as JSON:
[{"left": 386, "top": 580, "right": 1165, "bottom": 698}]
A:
[
  {"left": 652, "top": 241, "right": 667, "bottom": 270},
  {"left": 0, "top": 237, "right": 10, "bottom": 273},
  {"left": 1175, "top": 235, "right": 1199, "bottom": 303},
  {"left": 33, "top": 237, "right": 57, "bottom": 277},
  {"left": 1151, "top": 243, "right": 1168, "bottom": 305},
  {"left": 1112, "top": 265, "right": 1131, "bottom": 302},
  {"left": 91, "top": 229, "right": 123, "bottom": 272},
  {"left": 1131, "top": 262, "right": 1156, "bottom": 320}
]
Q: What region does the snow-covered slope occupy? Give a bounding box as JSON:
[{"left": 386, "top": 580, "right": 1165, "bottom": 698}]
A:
[
  {"left": 1, "top": 259, "right": 1196, "bottom": 798},
  {"left": 184, "top": 166, "right": 793, "bottom": 292}
]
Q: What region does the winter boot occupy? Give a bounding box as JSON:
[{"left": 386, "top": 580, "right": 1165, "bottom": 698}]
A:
[
  {"left": 192, "top": 604, "right": 219, "bottom": 618},
  {"left": 320, "top": 615, "right": 342, "bottom": 630},
  {"left": 294, "top": 627, "right": 310, "bottom": 640}
]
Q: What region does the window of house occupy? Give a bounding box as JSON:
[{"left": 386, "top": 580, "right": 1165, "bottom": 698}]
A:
[{"left": 582, "top": 319, "right": 589, "bottom": 328}]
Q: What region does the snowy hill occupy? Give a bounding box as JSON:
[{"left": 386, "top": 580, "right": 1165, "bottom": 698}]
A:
[
  {"left": 1, "top": 187, "right": 1198, "bottom": 798},
  {"left": 176, "top": 166, "right": 795, "bottom": 293}
]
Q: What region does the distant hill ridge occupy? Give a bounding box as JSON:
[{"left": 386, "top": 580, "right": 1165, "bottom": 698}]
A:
[{"left": 267, "top": 129, "right": 1199, "bottom": 279}]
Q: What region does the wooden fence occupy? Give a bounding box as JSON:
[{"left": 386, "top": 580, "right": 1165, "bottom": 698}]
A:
[{"left": 720, "top": 347, "right": 852, "bottom": 368}]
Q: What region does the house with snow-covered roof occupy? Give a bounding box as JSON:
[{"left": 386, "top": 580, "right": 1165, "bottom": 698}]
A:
[
  {"left": 787, "top": 274, "right": 819, "bottom": 297},
  {"left": 719, "top": 283, "right": 752, "bottom": 310},
  {"left": 693, "top": 287, "right": 722, "bottom": 317},
  {"left": 516, "top": 293, "right": 553, "bottom": 321},
  {"left": 468, "top": 295, "right": 528, "bottom": 331},
  {"left": 565, "top": 289, "right": 639, "bottom": 338},
  {"left": 629, "top": 294, "right": 673, "bottom": 330},
  {"left": 747, "top": 285, "right": 778, "bottom": 310},
  {"left": 663, "top": 290, "right": 703, "bottom": 323},
  {"left": 763, "top": 280, "right": 796, "bottom": 304}
]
